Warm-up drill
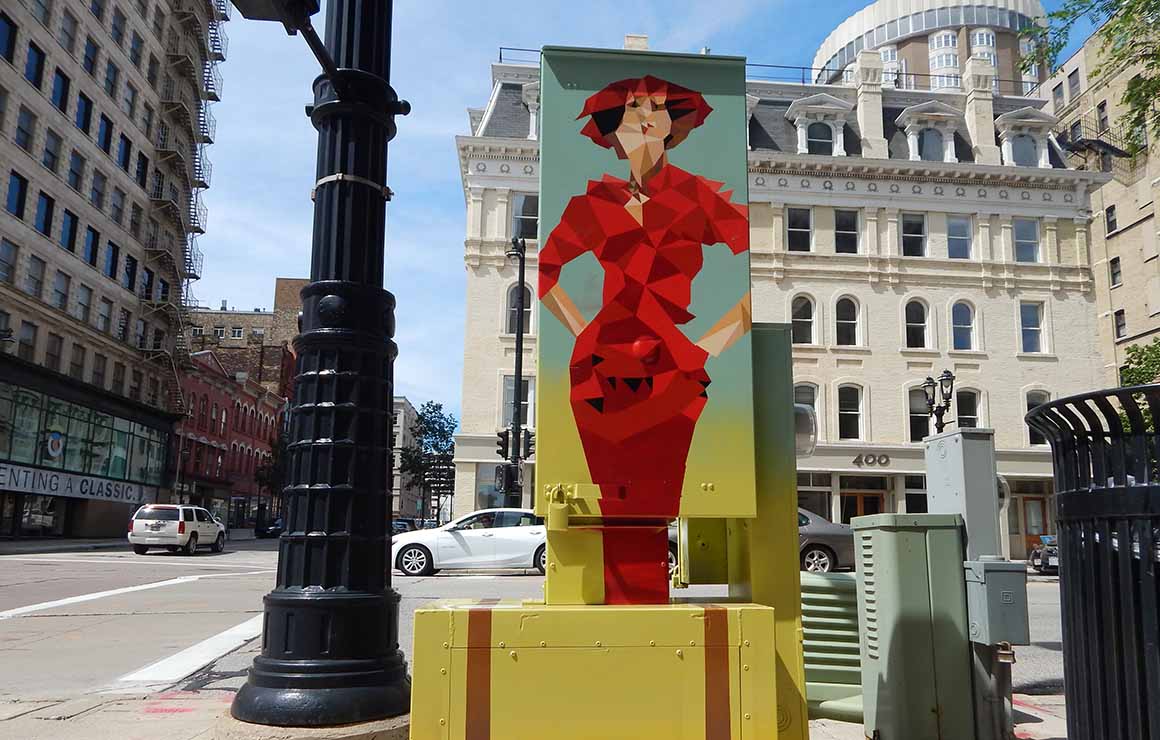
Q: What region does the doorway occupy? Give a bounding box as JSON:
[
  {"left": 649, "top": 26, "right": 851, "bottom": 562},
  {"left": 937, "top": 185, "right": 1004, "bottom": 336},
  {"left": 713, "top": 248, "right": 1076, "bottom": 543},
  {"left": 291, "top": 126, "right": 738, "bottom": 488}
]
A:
[
  {"left": 1022, "top": 496, "right": 1048, "bottom": 554},
  {"left": 838, "top": 475, "right": 889, "bottom": 524}
]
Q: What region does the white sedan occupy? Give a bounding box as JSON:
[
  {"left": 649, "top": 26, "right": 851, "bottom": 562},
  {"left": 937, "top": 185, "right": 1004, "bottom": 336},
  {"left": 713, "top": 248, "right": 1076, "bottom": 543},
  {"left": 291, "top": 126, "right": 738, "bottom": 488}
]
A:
[{"left": 391, "top": 508, "right": 546, "bottom": 576}]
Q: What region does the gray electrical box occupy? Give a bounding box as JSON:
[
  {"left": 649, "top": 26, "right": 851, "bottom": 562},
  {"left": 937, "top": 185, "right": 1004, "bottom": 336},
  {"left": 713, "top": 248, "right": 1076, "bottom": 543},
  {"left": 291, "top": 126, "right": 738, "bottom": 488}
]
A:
[
  {"left": 925, "top": 428, "right": 1002, "bottom": 560},
  {"left": 964, "top": 560, "right": 1030, "bottom": 646}
]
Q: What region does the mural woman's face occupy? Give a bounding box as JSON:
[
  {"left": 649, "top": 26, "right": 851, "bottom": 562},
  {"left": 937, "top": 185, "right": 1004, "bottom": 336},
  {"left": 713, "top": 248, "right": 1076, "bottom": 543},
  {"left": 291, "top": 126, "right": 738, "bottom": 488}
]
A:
[{"left": 612, "top": 93, "right": 673, "bottom": 175}]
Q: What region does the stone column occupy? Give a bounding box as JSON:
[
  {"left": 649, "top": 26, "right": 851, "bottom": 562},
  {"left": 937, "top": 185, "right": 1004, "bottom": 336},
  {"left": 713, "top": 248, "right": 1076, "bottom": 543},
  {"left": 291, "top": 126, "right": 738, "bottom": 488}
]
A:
[
  {"left": 494, "top": 189, "right": 510, "bottom": 241},
  {"left": 795, "top": 117, "right": 809, "bottom": 154},
  {"left": 1073, "top": 217, "right": 1090, "bottom": 265},
  {"left": 1044, "top": 217, "right": 1059, "bottom": 264},
  {"left": 998, "top": 216, "right": 1014, "bottom": 262},
  {"left": 527, "top": 102, "right": 539, "bottom": 140},
  {"left": 467, "top": 187, "right": 484, "bottom": 240},
  {"left": 832, "top": 120, "right": 846, "bottom": 156},
  {"left": 855, "top": 49, "right": 888, "bottom": 158},
  {"left": 963, "top": 56, "right": 1001, "bottom": 165},
  {"left": 906, "top": 126, "right": 921, "bottom": 161},
  {"left": 1036, "top": 135, "right": 1050, "bottom": 168},
  {"left": 943, "top": 126, "right": 958, "bottom": 163},
  {"left": 999, "top": 133, "right": 1013, "bottom": 166},
  {"left": 864, "top": 208, "right": 881, "bottom": 256},
  {"left": 977, "top": 213, "right": 993, "bottom": 261},
  {"left": 884, "top": 208, "right": 900, "bottom": 256},
  {"left": 771, "top": 203, "right": 786, "bottom": 252}
]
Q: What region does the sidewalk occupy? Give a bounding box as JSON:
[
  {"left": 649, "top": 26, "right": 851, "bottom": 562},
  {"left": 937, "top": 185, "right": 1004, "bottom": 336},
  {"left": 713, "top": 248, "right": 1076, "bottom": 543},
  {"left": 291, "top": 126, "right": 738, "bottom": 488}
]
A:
[
  {"left": 0, "top": 630, "right": 1070, "bottom": 740},
  {"left": 0, "top": 537, "right": 127, "bottom": 555}
]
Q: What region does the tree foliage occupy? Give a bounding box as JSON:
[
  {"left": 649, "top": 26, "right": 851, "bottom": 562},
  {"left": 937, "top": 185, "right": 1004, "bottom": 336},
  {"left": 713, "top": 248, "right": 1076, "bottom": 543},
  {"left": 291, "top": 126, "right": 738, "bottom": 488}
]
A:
[
  {"left": 1022, "top": 0, "right": 1160, "bottom": 151},
  {"left": 398, "top": 402, "right": 457, "bottom": 520},
  {"left": 1119, "top": 337, "right": 1160, "bottom": 386},
  {"left": 254, "top": 432, "right": 289, "bottom": 510}
]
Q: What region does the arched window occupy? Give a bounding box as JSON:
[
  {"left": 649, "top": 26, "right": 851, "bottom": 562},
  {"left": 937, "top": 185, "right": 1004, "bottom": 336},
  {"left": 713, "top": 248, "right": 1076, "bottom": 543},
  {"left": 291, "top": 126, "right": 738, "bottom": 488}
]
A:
[
  {"left": 791, "top": 296, "right": 814, "bottom": 344},
  {"left": 1026, "top": 390, "right": 1050, "bottom": 445},
  {"left": 221, "top": 410, "right": 228, "bottom": 435},
  {"left": 905, "top": 301, "right": 928, "bottom": 348},
  {"left": 918, "top": 128, "right": 944, "bottom": 161},
  {"left": 794, "top": 383, "right": 817, "bottom": 409},
  {"left": 199, "top": 396, "right": 208, "bottom": 430},
  {"left": 211, "top": 403, "right": 218, "bottom": 431},
  {"left": 951, "top": 302, "right": 974, "bottom": 350},
  {"left": 506, "top": 284, "right": 531, "bottom": 334},
  {"left": 835, "top": 298, "right": 858, "bottom": 346},
  {"left": 837, "top": 385, "right": 862, "bottom": 440},
  {"left": 806, "top": 122, "right": 833, "bottom": 155},
  {"left": 909, "top": 387, "right": 931, "bottom": 442},
  {"left": 956, "top": 389, "right": 980, "bottom": 428},
  {"left": 1011, "top": 133, "right": 1037, "bottom": 166}
]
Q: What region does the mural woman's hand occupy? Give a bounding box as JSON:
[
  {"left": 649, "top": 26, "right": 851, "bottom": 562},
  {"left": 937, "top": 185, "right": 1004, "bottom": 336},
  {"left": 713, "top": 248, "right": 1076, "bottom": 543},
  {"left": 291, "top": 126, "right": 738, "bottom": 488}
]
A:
[
  {"left": 695, "top": 292, "right": 752, "bottom": 357},
  {"left": 542, "top": 284, "right": 588, "bottom": 338}
]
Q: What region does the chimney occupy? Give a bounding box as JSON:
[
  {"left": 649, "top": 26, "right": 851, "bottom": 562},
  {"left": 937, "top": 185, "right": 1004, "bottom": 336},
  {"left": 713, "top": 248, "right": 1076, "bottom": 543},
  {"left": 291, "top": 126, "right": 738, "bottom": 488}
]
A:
[
  {"left": 220, "top": 299, "right": 227, "bottom": 310},
  {"left": 854, "top": 50, "right": 888, "bottom": 159},
  {"left": 963, "top": 56, "right": 1002, "bottom": 165},
  {"left": 623, "top": 34, "right": 648, "bottom": 50}
]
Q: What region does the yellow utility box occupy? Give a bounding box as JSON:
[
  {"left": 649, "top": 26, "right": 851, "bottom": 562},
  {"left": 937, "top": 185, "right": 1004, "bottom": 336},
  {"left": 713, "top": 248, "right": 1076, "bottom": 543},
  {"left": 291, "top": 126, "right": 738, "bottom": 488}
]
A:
[{"left": 409, "top": 600, "right": 778, "bottom": 740}]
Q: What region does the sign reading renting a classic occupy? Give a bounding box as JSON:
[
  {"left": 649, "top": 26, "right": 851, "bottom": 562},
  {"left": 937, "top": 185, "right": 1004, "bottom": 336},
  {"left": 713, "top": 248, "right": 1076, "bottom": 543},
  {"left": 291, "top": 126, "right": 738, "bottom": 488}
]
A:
[{"left": 0, "top": 463, "right": 153, "bottom": 504}]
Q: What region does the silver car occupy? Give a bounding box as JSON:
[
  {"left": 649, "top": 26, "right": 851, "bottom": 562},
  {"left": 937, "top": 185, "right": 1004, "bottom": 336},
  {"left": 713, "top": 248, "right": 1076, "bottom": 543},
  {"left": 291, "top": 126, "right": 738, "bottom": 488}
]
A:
[{"left": 667, "top": 507, "right": 855, "bottom": 574}]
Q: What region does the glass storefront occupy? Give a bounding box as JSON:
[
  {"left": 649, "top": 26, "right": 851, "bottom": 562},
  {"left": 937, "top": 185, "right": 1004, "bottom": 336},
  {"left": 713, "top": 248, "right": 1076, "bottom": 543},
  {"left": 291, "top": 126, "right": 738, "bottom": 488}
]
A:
[{"left": 0, "top": 382, "right": 166, "bottom": 487}]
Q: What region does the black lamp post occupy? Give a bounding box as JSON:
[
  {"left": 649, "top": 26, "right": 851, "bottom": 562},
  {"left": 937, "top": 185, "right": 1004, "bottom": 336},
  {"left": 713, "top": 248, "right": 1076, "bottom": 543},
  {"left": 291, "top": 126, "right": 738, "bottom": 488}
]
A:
[
  {"left": 228, "top": 0, "right": 410, "bottom": 726},
  {"left": 923, "top": 369, "right": 956, "bottom": 434},
  {"left": 500, "top": 237, "right": 529, "bottom": 506}
]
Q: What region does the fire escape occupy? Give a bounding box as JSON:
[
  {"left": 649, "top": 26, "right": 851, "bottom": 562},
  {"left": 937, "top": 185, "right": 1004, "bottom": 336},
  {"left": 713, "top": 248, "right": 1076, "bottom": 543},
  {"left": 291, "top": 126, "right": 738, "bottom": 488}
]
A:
[
  {"left": 1056, "top": 112, "right": 1145, "bottom": 183},
  {"left": 143, "top": 0, "right": 227, "bottom": 415}
]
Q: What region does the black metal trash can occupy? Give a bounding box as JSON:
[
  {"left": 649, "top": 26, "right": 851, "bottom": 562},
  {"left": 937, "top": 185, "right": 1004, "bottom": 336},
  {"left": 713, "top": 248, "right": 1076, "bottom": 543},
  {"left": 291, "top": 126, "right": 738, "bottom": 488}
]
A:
[{"left": 1026, "top": 386, "right": 1160, "bottom": 740}]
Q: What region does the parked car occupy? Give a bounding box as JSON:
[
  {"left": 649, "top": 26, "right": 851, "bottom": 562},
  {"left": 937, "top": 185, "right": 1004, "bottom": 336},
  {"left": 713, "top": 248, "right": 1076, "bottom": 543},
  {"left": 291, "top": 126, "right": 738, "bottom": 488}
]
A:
[
  {"left": 128, "top": 504, "right": 226, "bottom": 555},
  {"left": 390, "top": 508, "right": 546, "bottom": 576},
  {"left": 667, "top": 507, "right": 855, "bottom": 574},
  {"left": 1028, "top": 535, "right": 1059, "bottom": 573},
  {"left": 256, "top": 517, "right": 285, "bottom": 539}
]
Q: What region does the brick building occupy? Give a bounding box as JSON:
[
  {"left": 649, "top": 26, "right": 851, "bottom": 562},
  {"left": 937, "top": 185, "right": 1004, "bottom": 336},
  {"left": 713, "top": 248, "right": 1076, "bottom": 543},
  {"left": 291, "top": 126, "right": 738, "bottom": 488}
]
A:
[{"left": 172, "top": 350, "right": 283, "bottom": 531}]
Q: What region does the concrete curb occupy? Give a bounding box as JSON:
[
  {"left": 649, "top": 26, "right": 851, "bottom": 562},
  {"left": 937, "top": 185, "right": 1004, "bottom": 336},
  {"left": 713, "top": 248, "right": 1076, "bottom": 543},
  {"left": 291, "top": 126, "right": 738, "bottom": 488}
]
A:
[
  {"left": 214, "top": 712, "right": 410, "bottom": 740},
  {"left": 0, "top": 539, "right": 128, "bottom": 555}
]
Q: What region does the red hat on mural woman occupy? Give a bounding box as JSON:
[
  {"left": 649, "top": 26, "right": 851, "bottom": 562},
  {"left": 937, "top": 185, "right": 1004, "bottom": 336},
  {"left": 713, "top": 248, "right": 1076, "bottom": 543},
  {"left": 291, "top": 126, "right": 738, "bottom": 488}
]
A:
[{"left": 576, "top": 75, "right": 713, "bottom": 150}]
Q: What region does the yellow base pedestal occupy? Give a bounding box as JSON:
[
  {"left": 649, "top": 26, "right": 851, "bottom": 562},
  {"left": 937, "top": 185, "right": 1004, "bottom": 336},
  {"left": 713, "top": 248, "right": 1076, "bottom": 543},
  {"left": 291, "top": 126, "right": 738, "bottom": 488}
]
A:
[{"left": 409, "top": 600, "right": 777, "bottom": 740}]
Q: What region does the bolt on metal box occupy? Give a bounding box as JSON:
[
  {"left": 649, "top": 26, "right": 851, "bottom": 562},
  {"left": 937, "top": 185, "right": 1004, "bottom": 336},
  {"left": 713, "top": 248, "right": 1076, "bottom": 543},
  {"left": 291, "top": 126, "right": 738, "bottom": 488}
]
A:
[{"left": 963, "top": 560, "right": 1030, "bottom": 646}]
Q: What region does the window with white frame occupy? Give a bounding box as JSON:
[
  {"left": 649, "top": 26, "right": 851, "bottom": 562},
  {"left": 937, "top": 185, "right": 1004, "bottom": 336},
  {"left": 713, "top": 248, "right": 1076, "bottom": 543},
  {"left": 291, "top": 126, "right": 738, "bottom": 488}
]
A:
[
  {"left": 511, "top": 194, "right": 538, "bottom": 240},
  {"left": 791, "top": 296, "right": 814, "bottom": 344},
  {"left": 1013, "top": 218, "right": 1040, "bottom": 263},
  {"left": 806, "top": 122, "right": 834, "bottom": 155},
  {"left": 971, "top": 29, "right": 995, "bottom": 48},
  {"left": 213, "top": 326, "right": 225, "bottom": 339},
  {"left": 502, "top": 375, "right": 535, "bottom": 427},
  {"left": 931, "top": 31, "right": 957, "bottom": 49},
  {"left": 1020, "top": 302, "right": 1044, "bottom": 353},
  {"left": 905, "top": 300, "right": 928, "bottom": 348},
  {"left": 929, "top": 52, "right": 959, "bottom": 70},
  {"left": 794, "top": 383, "right": 816, "bottom": 409},
  {"left": 1109, "top": 256, "right": 1122, "bottom": 287},
  {"left": 837, "top": 385, "right": 862, "bottom": 440},
  {"left": 951, "top": 301, "right": 974, "bottom": 350},
  {"left": 787, "top": 207, "right": 812, "bottom": 251},
  {"left": 902, "top": 213, "right": 926, "bottom": 256},
  {"left": 835, "top": 210, "right": 859, "bottom": 254},
  {"left": 1027, "top": 390, "right": 1050, "bottom": 445},
  {"left": 947, "top": 216, "right": 972, "bottom": 259},
  {"left": 1011, "top": 134, "right": 1038, "bottom": 166},
  {"left": 956, "top": 389, "right": 980, "bottom": 427},
  {"left": 1114, "top": 309, "right": 1127, "bottom": 339},
  {"left": 231, "top": 326, "right": 243, "bottom": 339},
  {"left": 918, "top": 128, "right": 944, "bottom": 161},
  {"left": 909, "top": 387, "right": 931, "bottom": 441},
  {"left": 1105, "top": 206, "right": 1118, "bottom": 233},
  {"left": 506, "top": 283, "right": 531, "bottom": 334},
  {"left": 191, "top": 325, "right": 204, "bottom": 337},
  {"left": 835, "top": 298, "right": 858, "bottom": 346},
  {"left": 880, "top": 46, "right": 898, "bottom": 63}
]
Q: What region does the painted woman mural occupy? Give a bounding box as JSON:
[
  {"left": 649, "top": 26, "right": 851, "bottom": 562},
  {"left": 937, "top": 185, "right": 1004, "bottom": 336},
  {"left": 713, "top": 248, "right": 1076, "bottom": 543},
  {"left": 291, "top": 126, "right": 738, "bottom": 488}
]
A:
[{"left": 538, "top": 74, "right": 752, "bottom": 602}]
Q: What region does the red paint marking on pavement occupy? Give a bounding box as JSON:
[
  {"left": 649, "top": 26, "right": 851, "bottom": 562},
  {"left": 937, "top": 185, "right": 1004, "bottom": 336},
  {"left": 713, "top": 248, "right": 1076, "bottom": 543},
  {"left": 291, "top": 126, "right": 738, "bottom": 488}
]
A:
[{"left": 143, "top": 707, "right": 196, "bottom": 714}]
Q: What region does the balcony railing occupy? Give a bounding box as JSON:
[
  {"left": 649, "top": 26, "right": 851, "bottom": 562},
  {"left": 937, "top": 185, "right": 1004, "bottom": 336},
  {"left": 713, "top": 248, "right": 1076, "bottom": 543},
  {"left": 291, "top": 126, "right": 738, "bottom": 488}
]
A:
[
  {"left": 193, "top": 147, "right": 212, "bottom": 188},
  {"left": 202, "top": 61, "right": 222, "bottom": 102},
  {"left": 185, "top": 236, "right": 204, "bottom": 278},
  {"left": 189, "top": 192, "right": 207, "bottom": 234},
  {"left": 166, "top": 31, "right": 204, "bottom": 79},
  {"left": 209, "top": 21, "right": 228, "bottom": 61},
  {"left": 212, "top": 0, "right": 230, "bottom": 21},
  {"left": 197, "top": 101, "right": 216, "bottom": 143}
]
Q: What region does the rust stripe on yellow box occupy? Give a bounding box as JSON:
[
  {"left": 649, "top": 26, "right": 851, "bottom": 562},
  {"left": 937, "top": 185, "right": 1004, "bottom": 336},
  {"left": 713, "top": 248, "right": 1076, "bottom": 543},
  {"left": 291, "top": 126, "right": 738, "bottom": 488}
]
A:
[
  {"left": 703, "top": 605, "right": 731, "bottom": 740},
  {"left": 465, "top": 601, "right": 498, "bottom": 740}
]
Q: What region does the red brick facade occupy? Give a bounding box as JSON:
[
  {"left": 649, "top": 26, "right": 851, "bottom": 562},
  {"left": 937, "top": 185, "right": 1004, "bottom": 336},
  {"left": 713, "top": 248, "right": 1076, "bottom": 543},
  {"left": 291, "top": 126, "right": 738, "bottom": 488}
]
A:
[{"left": 173, "top": 351, "right": 285, "bottom": 530}]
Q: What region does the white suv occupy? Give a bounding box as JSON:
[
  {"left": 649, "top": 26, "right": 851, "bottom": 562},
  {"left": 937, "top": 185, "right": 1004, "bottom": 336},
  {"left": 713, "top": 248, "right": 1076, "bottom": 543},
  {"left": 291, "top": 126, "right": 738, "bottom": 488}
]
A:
[{"left": 128, "top": 504, "right": 226, "bottom": 555}]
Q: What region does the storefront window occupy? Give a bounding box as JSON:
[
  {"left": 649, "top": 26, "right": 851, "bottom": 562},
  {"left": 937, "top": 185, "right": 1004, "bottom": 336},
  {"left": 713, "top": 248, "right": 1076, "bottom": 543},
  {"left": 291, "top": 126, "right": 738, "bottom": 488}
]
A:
[
  {"left": 10, "top": 390, "right": 42, "bottom": 464},
  {"left": 40, "top": 398, "right": 72, "bottom": 470},
  {"left": 21, "top": 494, "right": 64, "bottom": 536},
  {"left": 66, "top": 411, "right": 93, "bottom": 473},
  {"left": 475, "top": 463, "right": 502, "bottom": 510},
  {"left": 89, "top": 416, "right": 113, "bottom": 476}
]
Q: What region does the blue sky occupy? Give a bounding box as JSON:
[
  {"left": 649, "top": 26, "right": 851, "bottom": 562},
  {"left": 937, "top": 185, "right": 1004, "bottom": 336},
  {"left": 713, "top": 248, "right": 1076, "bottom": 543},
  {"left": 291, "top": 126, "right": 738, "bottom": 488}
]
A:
[{"left": 201, "top": 0, "right": 1091, "bottom": 419}]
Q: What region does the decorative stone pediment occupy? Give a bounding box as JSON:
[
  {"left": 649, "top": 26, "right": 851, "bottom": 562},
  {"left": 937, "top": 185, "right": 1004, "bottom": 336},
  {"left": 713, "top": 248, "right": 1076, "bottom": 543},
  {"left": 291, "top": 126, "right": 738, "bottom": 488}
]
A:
[
  {"left": 994, "top": 106, "right": 1058, "bottom": 133},
  {"left": 785, "top": 93, "right": 854, "bottom": 122},
  {"left": 894, "top": 100, "right": 965, "bottom": 131}
]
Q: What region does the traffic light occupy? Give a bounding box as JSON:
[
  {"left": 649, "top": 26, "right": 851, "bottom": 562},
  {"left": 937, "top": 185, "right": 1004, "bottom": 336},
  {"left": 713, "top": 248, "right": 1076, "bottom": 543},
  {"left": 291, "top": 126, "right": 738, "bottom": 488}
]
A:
[
  {"left": 494, "top": 463, "right": 519, "bottom": 494},
  {"left": 496, "top": 429, "right": 510, "bottom": 459},
  {"left": 522, "top": 429, "right": 535, "bottom": 457}
]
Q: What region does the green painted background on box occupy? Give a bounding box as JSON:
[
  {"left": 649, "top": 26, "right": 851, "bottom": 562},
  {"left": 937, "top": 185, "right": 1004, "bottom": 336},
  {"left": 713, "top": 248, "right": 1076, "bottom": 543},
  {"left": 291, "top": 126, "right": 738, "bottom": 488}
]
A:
[{"left": 535, "top": 47, "right": 756, "bottom": 518}]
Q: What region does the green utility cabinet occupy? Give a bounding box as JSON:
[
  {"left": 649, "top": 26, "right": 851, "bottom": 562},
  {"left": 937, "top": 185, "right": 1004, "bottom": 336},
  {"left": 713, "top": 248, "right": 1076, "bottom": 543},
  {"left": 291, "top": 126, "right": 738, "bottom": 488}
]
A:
[{"left": 853, "top": 514, "right": 975, "bottom": 740}]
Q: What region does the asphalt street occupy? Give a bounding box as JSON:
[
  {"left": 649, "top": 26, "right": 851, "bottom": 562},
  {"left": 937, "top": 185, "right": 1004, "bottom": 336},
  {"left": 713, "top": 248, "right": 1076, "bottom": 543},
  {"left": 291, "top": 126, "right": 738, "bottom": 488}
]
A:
[{"left": 0, "top": 540, "right": 1065, "bottom": 728}]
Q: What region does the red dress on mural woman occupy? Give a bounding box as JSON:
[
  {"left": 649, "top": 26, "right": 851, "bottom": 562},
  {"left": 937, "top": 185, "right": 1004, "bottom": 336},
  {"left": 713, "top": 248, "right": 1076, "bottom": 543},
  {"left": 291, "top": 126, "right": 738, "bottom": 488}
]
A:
[{"left": 539, "top": 76, "right": 748, "bottom": 599}]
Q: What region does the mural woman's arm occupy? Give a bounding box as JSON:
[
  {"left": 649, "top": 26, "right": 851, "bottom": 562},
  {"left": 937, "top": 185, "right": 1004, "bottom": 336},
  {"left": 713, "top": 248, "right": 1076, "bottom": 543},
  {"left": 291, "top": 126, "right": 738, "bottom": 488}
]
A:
[
  {"left": 538, "top": 194, "right": 598, "bottom": 337},
  {"left": 695, "top": 292, "right": 751, "bottom": 357}
]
